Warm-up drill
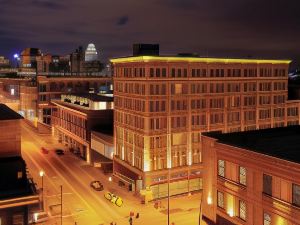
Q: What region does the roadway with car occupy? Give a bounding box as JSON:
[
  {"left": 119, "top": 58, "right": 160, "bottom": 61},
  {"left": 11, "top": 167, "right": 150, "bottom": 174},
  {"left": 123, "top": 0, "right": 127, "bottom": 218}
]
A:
[{"left": 21, "top": 121, "right": 207, "bottom": 225}]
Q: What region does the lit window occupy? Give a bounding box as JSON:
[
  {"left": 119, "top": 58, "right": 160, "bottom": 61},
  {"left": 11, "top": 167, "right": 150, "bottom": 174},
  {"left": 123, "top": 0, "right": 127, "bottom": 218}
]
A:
[
  {"left": 263, "top": 213, "right": 271, "bottom": 225},
  {"left": 217, "top": 191, "right": 224, "bottom": 208},
  {"left": 292, "top": 184, "right": 300, "bottom": 206},
  {"left": 239, "top": 166, "right": 246, "bottom": 185},
  {"left": 239, "top": 200, "right": 246, "bottom": 221},
  {"left": 218, "top": 160, "right": 225, "bottom": 177},
  {"left": 175, "top": 84, "right": 182, "bottom": 94},
  {"left": 17, "top": 171, "right": 23, "bottom": 179}
]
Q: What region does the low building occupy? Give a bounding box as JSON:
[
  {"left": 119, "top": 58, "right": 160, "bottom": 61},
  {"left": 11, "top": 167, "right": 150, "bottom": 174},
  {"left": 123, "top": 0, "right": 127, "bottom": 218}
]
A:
[
  {"left": 202, "top": 125, "right": 300, "bottom": 225},
  {"left": 91, "top": 125, "right": 114, "bottom": 172},
  {"left": 0, "top": 157, "right": 39, "bottom": 225},
  {"left": 0, "top": 104, "right": 23, "bottom": 157},
  {"left": 0, "top": 103, "right": 39, "bottom": 225},
  {"left": 36, "top": 75, "right": 112, "bottom": 126},
  {"left": 51, "top": 94, "right": 113, "bottom": 163}
]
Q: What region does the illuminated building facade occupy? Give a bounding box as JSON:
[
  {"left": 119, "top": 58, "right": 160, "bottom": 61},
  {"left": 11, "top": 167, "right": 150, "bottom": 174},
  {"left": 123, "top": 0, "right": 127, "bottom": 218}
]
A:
[
  {"left": 85, "top": 43, "right": 98, "bottom": 62},
  {"left": 36, "top": 75, "right": 112, "bottom": 126},
  {"left": 51, "top": 94, "right": 113, "bottom": 163},
  {"left": 111, "top": 52, "right": 300, "bottom": 198},
  {"left": 20, "top": 48, "right": 42, "bottom": 69},
  {"left": 0, "top": 104, "right": 23, "bottom": 157},
  {"left": 0, "top": 104, "right": 39, "bottom": 225},
  {"left": 202, "top": 126, "right": 300, "bottom": 225},
  {"left": 0, "top": 56, "right": 10, "bottom": 68}
]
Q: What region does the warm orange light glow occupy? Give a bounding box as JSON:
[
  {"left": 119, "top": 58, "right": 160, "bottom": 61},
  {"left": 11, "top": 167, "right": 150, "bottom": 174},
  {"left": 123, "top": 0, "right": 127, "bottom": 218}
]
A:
[
  {"left": 39, "top": 170, "right": 44, "bottom": 177},
  {"left": 228, "top": 208, "right": 234, "bottom": 217},
  {"left": 226, "top": 194, "right": 234, "bottom": 217},
  {"left": 207, "top": 196, "right": 212, "bottom": 205},
  {"left": 110, "top": 56, "right": 291, "bottom": 65}
]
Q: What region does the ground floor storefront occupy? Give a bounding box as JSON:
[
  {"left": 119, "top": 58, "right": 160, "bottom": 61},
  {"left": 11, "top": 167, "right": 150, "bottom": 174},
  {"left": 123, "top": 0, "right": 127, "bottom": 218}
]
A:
[
  {"left": 53, "top": 127, "right": 89, "bottom": 162},
  {"left": 113, "top": 157, "right": 203, "bottom": 201}
]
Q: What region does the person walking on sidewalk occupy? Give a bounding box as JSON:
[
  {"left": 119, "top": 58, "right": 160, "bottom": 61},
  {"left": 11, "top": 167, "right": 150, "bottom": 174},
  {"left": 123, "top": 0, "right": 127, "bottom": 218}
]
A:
[{"left": 129, "top": 217, "right": 133, "bottom": 225}]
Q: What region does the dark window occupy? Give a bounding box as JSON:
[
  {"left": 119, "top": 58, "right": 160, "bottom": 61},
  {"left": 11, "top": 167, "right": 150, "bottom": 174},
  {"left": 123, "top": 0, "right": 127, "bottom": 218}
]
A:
[
  {"left": 177, "top": 69, "right": 181, "bottom": 77},
  {"left": 150, "top": 68, "right": 154, "bottom": 77},
  {"left": 183, "top": 69, "right": 187, "bottom": 77},
  {"left": 293, "top": 184, "right": 300, "bottom": 206},
  {"left": 239, "top": 200, "right": 246, "bottom": 221},
  {"left": 192, "top": 69, "right": 195, "bottom": 77},
  {"left": 171, "top": 68, "right": 175, "bottom": 77},
  {"left": 39, "top": 84, "right": 46, "bottom": 92},
  {"left": 156, "top": 68, "right": 160, "bottom": 77},
  {"left": 162, "top": 68, "right": 166, "bottom": 77},
  {"left": 217, "top": 191, "right": 224, "bottom": 208},
  {"left": 263, "top": 174, "right": 272, "bottom": 196}
]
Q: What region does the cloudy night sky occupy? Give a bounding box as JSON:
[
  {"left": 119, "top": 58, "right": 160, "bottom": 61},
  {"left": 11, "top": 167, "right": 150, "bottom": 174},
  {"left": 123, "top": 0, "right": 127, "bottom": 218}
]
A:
[{"left": 0, "top": 0, "right": 299, "bottom": 68}]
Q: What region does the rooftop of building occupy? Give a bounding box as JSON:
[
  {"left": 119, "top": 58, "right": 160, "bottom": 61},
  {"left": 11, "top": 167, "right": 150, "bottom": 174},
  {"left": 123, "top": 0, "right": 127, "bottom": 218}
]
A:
[
  {"left": 0, "top": 104, "right": 23, "bottom": 120},
  {"left": 92, "top": 123, "right": 113, "bottom": 136},
  {"left": 203, "top": 125, "right": 300, "bottom": 164},
  {"left": 0, "top": 156, "right": 36, "bottom": 200},
  {"left": 110, "top": 55, "right": 291, "bottom": 64},
  {"left": 63, "top": 93, "right": 113, "bottom": 102},
  {"left": 21, "top": 48, "right": 42, "bottom": 56}
]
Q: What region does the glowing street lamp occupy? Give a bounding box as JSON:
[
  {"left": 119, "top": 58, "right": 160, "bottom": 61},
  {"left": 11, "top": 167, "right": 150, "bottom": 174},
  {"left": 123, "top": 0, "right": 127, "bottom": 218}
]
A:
[{"left": 108, "top": 176, "right": 112, "bottom": 182}]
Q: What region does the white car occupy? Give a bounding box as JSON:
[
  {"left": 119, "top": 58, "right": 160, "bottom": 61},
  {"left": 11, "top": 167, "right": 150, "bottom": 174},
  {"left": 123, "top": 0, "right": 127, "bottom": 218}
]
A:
[{"left": 30, "top": 211, "right": 49, "bottom": 224}]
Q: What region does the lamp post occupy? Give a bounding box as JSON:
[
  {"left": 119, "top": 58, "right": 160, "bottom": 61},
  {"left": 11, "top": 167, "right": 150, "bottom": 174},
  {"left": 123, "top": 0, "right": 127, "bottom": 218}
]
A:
[
  {"left": 167, "top": 168, "right": 170, "bottom": 225},
  {"left": 39, "top": 170, "right": 44, "bottom": 211}
]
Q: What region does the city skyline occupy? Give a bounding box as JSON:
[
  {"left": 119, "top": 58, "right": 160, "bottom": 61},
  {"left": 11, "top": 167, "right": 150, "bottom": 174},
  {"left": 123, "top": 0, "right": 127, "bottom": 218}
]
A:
[{"left": 0, "top": 0, "right": 300, "bottom": 68}]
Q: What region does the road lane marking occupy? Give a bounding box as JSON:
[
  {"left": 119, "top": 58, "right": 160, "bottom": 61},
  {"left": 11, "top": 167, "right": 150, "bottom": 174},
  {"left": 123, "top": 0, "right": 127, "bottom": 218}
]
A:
[{"left": 22, "top": 124, "right": 111, "bottom": 223}]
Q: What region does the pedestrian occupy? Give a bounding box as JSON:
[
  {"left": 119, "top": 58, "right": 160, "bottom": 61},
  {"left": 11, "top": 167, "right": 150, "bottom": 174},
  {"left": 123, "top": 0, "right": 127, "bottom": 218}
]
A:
[
  {"left": 135, "top": 213, "right": 139, "bottom": 219},
  {"left": 129, "top": 216, "right": 133, "bottom": 225}
]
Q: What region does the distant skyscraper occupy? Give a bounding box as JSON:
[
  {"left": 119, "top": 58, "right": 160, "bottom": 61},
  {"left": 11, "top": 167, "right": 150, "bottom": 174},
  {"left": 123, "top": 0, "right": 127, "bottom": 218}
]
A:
[{"left": 85, "top": 43, "right": 98, "bottom": 62}]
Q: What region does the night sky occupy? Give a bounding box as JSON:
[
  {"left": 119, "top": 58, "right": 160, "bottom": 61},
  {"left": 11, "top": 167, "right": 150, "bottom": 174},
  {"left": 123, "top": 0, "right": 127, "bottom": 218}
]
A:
[{"left": 0, "top": 0, "right": 300, "bottom": 68}]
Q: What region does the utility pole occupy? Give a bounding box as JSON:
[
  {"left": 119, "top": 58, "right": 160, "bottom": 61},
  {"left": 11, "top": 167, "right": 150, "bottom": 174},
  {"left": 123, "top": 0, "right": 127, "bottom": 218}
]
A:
[
  {"left": 198, "top": 191, "right": 203, "bottom": 225},
  {"left": 60, "top": 185, "right": 63, "bottom": 225},
  {"left": 167, "top": 168, "right": 170, "bottom": 225}
]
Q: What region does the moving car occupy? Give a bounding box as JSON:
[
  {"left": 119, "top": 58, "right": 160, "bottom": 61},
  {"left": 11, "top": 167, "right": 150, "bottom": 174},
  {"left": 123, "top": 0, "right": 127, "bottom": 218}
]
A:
[
  {"left": 30, "top": 211, "right": 49, "bottom": 224},
  {"left": 90, "top": 180, "right": 104, "bottom": 191},
  {"left": 104, "top": 192, "right": 123, "bottom": 207},
  {"left": 40, "top": 147, "right": 49, "bottom": 154},
  {"left": 55, "top": 149, "right": 64, "bottom": 155}
]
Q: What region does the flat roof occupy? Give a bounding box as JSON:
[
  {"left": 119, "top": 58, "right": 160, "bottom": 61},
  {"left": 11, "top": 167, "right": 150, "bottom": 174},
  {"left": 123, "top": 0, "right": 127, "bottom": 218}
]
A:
[
  {"left": 0, "top": 156, "right": 36, "bottom": 200},
  {"left": 204, "top": 126, "right": 300, "bottom": 164},
  {"left": 66, "top": 93, "right": 113, "bottom": 102},
  {"left": 0, "top": 104, "right": 23, "bottom": 120},
  {"left": 110, "top": 56, "right": 291, "bottom": 64}
]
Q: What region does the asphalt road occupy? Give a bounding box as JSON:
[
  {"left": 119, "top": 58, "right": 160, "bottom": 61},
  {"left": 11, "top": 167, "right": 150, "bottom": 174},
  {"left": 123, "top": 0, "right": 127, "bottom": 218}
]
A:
[{"left": 21, "top": 121, "right": 206, "bottom": 225}]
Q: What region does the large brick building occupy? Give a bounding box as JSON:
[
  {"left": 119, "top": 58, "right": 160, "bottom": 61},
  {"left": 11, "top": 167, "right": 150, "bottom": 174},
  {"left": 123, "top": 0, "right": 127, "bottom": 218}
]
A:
[
  {"left": 111, "top": 45, "right": 300, "bottom": 199},
  {"left": 0, "top": 104, "right": 39, "bottom": 225},
  {"left": 51, "top": 94, "right": 113, "bottom": 163},
  {"left": 202, "top": 126, "right": 300, "bottom": 225}
]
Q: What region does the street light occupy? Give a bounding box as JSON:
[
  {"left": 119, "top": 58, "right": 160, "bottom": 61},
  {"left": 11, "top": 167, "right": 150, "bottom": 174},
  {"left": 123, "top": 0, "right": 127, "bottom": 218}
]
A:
[
  {"left": 39, "top": 170, "right": 44, "bottom": 211},
  {"left": 108, "top": 176, "right": 112, "bottom": 182}
]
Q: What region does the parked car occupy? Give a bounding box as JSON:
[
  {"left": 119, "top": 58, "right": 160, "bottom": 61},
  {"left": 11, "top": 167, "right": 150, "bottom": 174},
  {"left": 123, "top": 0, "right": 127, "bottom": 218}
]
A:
[
  {"left": 30, "top": 211, "right": 49, "bottom": 224},
  {"left": 55, "top": 149, "right": 64, "bottom": 155},
  {"left": 40, "top": 147, "right": 49, "bottom": 154},
  {"left": 90, "top": 180, "right": 104, "bottom": 191},
  {"left": 104, "top": 192, "right": 123, "bottom": 207}
]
